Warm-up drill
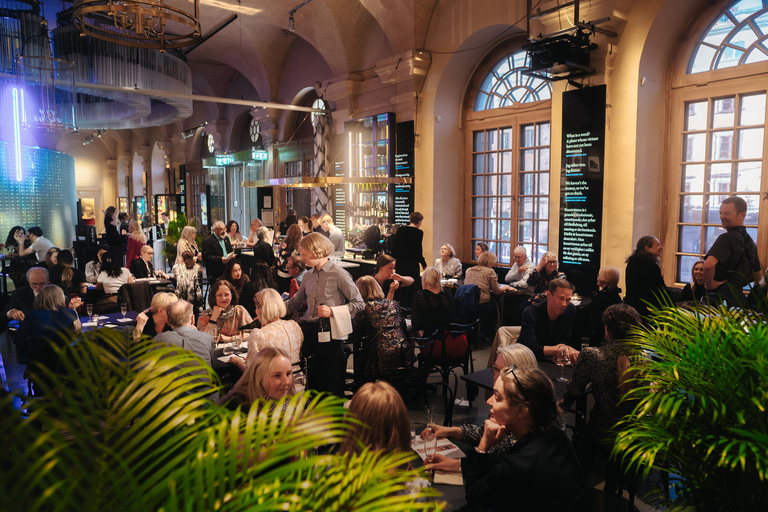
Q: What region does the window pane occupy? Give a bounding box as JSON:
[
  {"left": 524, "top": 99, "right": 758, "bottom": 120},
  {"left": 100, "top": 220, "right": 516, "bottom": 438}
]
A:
[
  {"left": 474, "top": 154, "right": 485, "bottom": 174},
  {"left": 680, "top": 195, "right": 703, "bottom": 223},
  {"left": 500, "top": 128, "right": 513, "bottom": 149},
  {"left": 744, "top": 194, "right": 761, "bottom": 224},
  {"left": 518, "top": 220, "right": 532, "bottom": 242},
  {"left": 500, "top": 174, "right": 512, "bottom": 195},
  {"left": 704, "top": 225, "right": 725, "bottom": 252},
  {"left": 501, "top": 197, "right": 512, "bottom": 217},
  {"left": 537, "top": 172, "right": 550, "bottom": 195},
  {"left": 538, "top": 222, "right": 549, "bottom": 244},
  {"left": 740, "top": 93, "right": 766, "bottom": 125},
  {"left": 537, "top": 148, "right": 550, "bottom": 171},
  {"left": 519, "top": 197, "right": 533, "bottom": 219},
  {"left": 704, "top": 15, "right": 735, "bottom": 47},
  {"left": 691, "top": 44, "right": 717, "bottom": 73},
  {"left": 486, "top": 219, "right": 496, "bottom": 239},
  {"left": 486, "top": 129, "right": 498, "bottom": 151},
  {"left": 711, "top": 97, "right": 735, "bottom": 128},
  {"left": 521, "top": 149, "right": 534, "bottom": 171},
  {"left": 705, "top": 195, "right": 728, "bottom": 223},
  {"left": 498, "top": 243, "right": 510, "bottom": 265},
  {"left": 474, "top": 131, "right": 485, "bottom": 151},
  {"left": 728, "top": 22, "right": 759, "bottom": 49},
  {"left": 473, "top": 219, "right": 483, "bottom": 238},
  {"left": 735, "top": 162, "right": 761, "bottom": 192},
  {"left": 678, "top": 225, "right": 702, "bottom": 253},
  {"left": 685, "top": 101, "right": 708, "bottom": 131},
  {"left": 473, "top": 197, "right": 484, "bottom": 215},
  {"left": 744, "top": 46, "right": 768, "bottom": 64},
  {"left": 473, "top": 175, "right": 484, "bottom": 194},
  {"left": 537, "top": 197, "right": 549, "bottom": 218},
  {"left": 485, "top": 174, "right": 497, "bottom": 195},
  {"left": 682, "top": 164, "right": 705, "bottom": 192},
  {"left": 486, "top": 153, "right": 497, "bottom": 174},
  {"left": 737, "top": 127, "right": 764, "bottom": 158},
  {"left": 710, "top": 131, "right": 733, "bottom": 160},
  {"left": 488, "top": 198, "right": 498, "bottom": 217},
  {"left": 520, "top": 173, "right": 533, "bottom": 195},
  {"left": 684, "top": 133, "right": 706, "bottom": 161},
  {"left": 500, "top": 220, "right": 511, "bottom": 240},
  {"left": 708, "top": 163, "right": 732, "bottom": 193},
  {"left": 537, "top": 123, "right": 550, "bottom": 146},
  {"left": 522, "top": 125, "right": 535, "bottom": 147},
  {"left": 500, "top": 151, "right": 512, "bottom": 173}
]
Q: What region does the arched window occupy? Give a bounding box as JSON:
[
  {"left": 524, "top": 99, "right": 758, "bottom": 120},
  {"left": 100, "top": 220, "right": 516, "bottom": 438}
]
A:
[
  {"left": 666, "top": 0, "right": 766, "bottom": 284},
  {"left": 466, "top": 46, "right": 552, "bottom": 265}
]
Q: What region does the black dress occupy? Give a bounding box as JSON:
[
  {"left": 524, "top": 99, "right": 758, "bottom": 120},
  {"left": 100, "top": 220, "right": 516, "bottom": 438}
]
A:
[
  {"left": 624, "top": 257, "right": 668, "bottom": 316},
  {"left": 681, "top": 283, "right": 706, "bottom": 303},
  {"left": 411, "top": 289, "right": 455, "bottom": 337},
  {"left": 390, "top": 225, "right": 426, "bottom": 306}
]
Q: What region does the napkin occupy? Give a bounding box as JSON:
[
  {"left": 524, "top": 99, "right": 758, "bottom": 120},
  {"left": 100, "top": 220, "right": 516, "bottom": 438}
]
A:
[
  {"left": 329, "top": 306, "right": 352, "bottom": 339},
  {"left": 434, "top": 471, "right": 463, "bottom": 486}
]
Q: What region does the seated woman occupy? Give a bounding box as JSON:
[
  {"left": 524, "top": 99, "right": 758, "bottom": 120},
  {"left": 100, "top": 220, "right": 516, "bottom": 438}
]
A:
[
  {"left": 442, "top": 366, "right": 586, "bottom": 510},
  {"left": 222, "top": 258, "right": 250, "bottom": 299},
  {"left": 425, "top": 344, "right": 539, "bottom": 473},
  {"left": 253, "top": 226, "right": 276, "bottom": 266},
  {"left": 464, "top": 251, "right": 510, "bottom": 339},
  {"left": 681, "top": 259, "right": 706, "bottom": 303},
  {"left": 562, "top": 304, "right": 642, "bottom": 478},
  {"left": 240, "top": 260, "right": 278, "bottom": 319},
  {"left": 229, "top": 288, "right": 303, "bottom": 375},
  {"left": 5, "top": 226, "right": 33, "bottom": 288},
  {"left": 473, "top": 242, "right": 488, "bottom": 261},
  {"left": 339, "top": 381, "right": 411, "bottom": 456},
  {"left": 48, "top": 250, "right": 88, "bottom": 298},
  {"left": 578, "top": 265, "right": 623, "bottom": 346},
  {"left": 219, "top": 346, "right": 294, "bottom": 412},
  {"left": 372, "top": 254, "right": 414, "bottom": 301},
  {"left": 354, "top": 276, "right": 412, "bottom": 379},
  {"left": 526, "top": 251, "right": 565, "bottom": 296},
  {"left": 225, "top": 220, "right": 245, "bottom": 248},
  {"left": 135, "top": 292, "right": 178, "bottom": 339},
  {"left": 15, "top": 285, "right": 81, "bottom": 374},
  {"left": 411, "top": 267, "right": 455, "bottom": 338},
  {"left": 97, "top": 251, "right": 134, "bottom": 293},
  {"left": 172, "top": 251, "right": 203, "bottom": 308},
  {"left": 197, "top": 279, "right": 253, "bottom": 344},
  {"left": 44, "top": 247, "right": 60, "bottom": 269},
  {"left": 434, "top": 243, "right": 462, "bottom": 278}
]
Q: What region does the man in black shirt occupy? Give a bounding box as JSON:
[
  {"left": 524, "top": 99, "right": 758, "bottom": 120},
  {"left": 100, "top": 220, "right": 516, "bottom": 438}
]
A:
[
  {"left": 518, "top": 279, "right": 579, "bottom": 363},
  {"left": 703, "top": 196, "right": 761, "bottom": 307}
]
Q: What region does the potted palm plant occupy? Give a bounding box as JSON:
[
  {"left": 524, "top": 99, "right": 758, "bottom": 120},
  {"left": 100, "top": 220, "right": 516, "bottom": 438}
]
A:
[
  {"left": 0, "top": 329, "right": 441, "bottom": 511},
  {"left": 613, "top": 302, "right": 768, "bottom": 511}
]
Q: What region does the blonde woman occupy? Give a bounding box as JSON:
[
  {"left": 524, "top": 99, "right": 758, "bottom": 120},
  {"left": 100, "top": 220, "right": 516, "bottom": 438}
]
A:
[
  {"left": 219, "top": 346, "right": 294, "bottom": 412},
  {"left": 423, "top": 344, "right": 539, "bottom": 473},
  {"left": 229, "top": 288, "right": 303, "bottom": 374},
  {"left": 126, "top": 220, "right": 147, "bottom": 266},
  {"left": 339, "top": 381, "right": 411, "bottom": 456},
  {"left": 175, "top": 225, "right": 202, "bottom": 265}
]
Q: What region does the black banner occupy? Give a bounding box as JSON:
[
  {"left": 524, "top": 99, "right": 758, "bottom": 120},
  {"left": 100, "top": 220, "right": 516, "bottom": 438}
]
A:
[
  {"left": 559, "top": 85, "right": 606, "bottom": 295},
  {"left": 392, "top": 121, "right": 414, "bottom": 225}
]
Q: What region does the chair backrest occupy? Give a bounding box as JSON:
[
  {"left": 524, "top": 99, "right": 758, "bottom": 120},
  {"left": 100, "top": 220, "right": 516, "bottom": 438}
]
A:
[
  {"left": 117, "top": 281, "right": 153, "bottom": 312},
  {"left": 454, "top": 284, "right": 480, "bottom": 323}
]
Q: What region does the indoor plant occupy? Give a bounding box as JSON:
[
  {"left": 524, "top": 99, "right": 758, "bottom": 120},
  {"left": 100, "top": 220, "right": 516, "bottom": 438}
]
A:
[
  {"left": 0, "top": 329, "right": 440, "bottom": 511},
  {"left": 613, "top": 302, "right": 768, "bottom": 511}
]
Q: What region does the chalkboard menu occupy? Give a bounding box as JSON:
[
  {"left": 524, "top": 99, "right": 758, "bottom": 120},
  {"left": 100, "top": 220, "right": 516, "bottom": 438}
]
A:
[
  {"left": 558, "top": 85, "right": 606, "bottom": 294},
  {"left": 392, "top": 121, "right": 414, "bottom": 225}
]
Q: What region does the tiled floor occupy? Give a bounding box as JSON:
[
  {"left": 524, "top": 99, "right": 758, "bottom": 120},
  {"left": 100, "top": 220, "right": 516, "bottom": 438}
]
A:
[{"left": 2, "top": 328, "right": 663, "bottom": 511}]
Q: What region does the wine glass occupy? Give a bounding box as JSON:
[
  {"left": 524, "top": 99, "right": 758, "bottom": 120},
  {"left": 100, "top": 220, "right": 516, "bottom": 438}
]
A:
[
  {"left": 425, "top": 404, "right": 436, "bottom": 429},
  {"left": 120, "top": 302, "right": 128, "bottom": 321},
  {"left": 86, "top": 303, "right": 94, "bottom": 323},
  {"left": 424, "top": 427, "right": 438, "bottom": 470},
  {"left": 556, "top": 347, "right": 570, "bottom": 382}
]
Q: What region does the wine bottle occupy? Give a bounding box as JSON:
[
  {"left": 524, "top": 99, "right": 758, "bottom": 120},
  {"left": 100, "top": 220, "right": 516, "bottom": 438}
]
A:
[{"left": 317, "top": 303, "right": 331, "bottom": 343}]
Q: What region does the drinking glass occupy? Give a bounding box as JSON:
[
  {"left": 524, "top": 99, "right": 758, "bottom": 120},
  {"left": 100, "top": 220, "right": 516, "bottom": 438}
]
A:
[
  {"left": 120, "top": 302, "right": 128, "bottom": 320},
  {"left": 424, "top": 428, "right": 438, "bottom": 467},
  {"left": 86, "top": 303, "right": 94, "bottom": 323},
  {"left": 425, "top": 404, "right": 436, "bottom": 427},
  {"left": 556, "top": 347, "right": 570, "bottom": 382},
  {"left": 410, "top": 421, "right": 417, "bottom": 445},
  {"left": 222, "top": 342, "right": 234, "bottom": 356}
]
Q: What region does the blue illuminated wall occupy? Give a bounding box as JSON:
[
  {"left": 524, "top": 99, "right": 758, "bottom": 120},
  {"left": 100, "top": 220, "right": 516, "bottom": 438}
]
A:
[{"left": 0, "top": 141, "right": 77, "bottom": 249}]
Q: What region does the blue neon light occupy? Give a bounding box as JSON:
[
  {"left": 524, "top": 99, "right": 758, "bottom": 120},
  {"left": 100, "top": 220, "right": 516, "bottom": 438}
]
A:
[{"left": 12, "top": 88, "right": 22, "bottom": 182}]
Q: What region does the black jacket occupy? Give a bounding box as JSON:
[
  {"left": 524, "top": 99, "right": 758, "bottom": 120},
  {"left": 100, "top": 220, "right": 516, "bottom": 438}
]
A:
[
  {"left": 201, "top": 234, "right": 233, "bottom": 282},
  {"left": 130, "top": 258, "right": 155, "bottom": 279}
]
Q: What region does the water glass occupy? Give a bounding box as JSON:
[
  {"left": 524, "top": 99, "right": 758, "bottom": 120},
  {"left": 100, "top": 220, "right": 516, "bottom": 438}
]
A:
[
  {"left": 86, "top": 303, "right": 94, "bottom": 323},
  {"left": 222, "top": 342, "right": 234, "bottom": 356},
  {"left": 425, "top": 404, "right": 436, "bottom": 427},
  {"left": 120, "top": 302, "right": 128, "bottom": 320}
]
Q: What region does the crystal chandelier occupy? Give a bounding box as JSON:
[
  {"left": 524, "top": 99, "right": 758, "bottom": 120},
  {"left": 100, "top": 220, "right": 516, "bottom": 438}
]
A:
[
  {"left": 16, "top": 55, "right": 77, "bottom": 133},
  {"left": 72, "top": 0, "right": 201, "bottom": 51}
]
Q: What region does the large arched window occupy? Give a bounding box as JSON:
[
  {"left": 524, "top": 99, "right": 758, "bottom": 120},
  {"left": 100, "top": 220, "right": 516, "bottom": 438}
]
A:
[
  {"left": 666, "top": 0, "right": 767, "bottom": 284},
  {"left": 466, "top": 47, "right": 552, "bottom": 264}
]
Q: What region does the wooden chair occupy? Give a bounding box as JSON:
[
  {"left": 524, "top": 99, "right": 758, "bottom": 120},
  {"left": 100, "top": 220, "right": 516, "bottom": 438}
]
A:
[{"left": 417, "top": 319, "right": 479, "bottom": 405}]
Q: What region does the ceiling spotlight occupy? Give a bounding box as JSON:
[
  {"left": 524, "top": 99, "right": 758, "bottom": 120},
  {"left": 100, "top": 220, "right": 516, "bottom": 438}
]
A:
[{"left": 288, "top": 15, "right": 295, "bottom": 32}]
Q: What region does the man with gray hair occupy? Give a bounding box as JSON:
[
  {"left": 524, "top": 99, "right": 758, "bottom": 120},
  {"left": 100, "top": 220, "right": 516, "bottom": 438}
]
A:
[
  {"left": 504, "top": 246, "right": 534, "bottom": 293},
  {"left": 201, "top": 221, "right": 234, "bottom": 282},
  {"left": 245, "top": 218, "right": 263, "bottom": 248},
  {"left": 154, "top": 299, "right": 216, "bottom": 367},
  {"left": 2, "top": 267, "right": 53, "bottom": 326}
]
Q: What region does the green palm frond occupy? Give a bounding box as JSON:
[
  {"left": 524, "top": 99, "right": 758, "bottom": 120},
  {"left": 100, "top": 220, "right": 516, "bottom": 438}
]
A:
[
  {"left": 0, "top": 329, "right": 441, "bottom": 511},
  {"left": 613, "top": 303, "right": 768, "bottom": 510}
]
